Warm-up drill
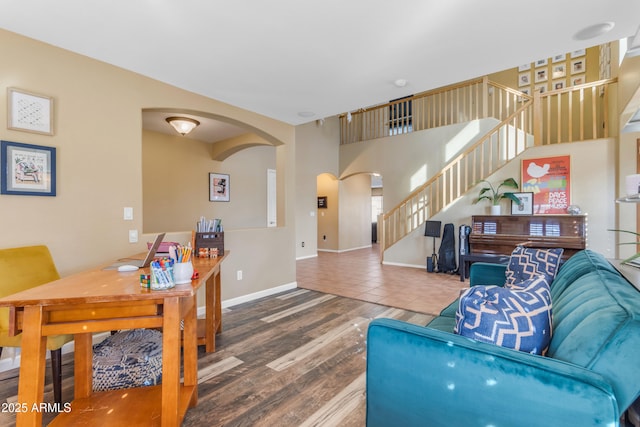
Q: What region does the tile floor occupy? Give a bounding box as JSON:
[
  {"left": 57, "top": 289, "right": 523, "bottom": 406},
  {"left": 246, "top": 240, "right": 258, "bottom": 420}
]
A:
[{"left": 296, "top": 245, "right": 467, "bottom": 315}]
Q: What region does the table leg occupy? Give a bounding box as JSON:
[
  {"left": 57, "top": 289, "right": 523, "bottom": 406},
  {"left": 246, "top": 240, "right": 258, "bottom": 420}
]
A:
[
  {"left": 73, "top": 332, "right": 93, "bottom": 399},
  {"left": 16, "top": 306, "right": 46, "bottom": 426},
  {"left": 182, "top": 295, "right": 198, "bottom": 407},
  {"left": 205, "top": 272, "right": 214, "bottom": 352},
  {"left": 161, "top": 297, "right": 181, "bottom": 427}
]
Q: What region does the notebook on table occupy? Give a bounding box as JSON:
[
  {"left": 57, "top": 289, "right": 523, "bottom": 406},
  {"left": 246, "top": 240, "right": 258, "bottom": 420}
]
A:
[{"left": 103, "top": 233, "right": 166, "bottom": 270}]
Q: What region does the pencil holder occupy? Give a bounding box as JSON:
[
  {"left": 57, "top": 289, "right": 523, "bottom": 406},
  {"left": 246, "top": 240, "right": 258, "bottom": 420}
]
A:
[
  {"left": 173, "top": 262, "right": 194, "bottom": 285},
  {"left": 150, "top": 261, "right": 175, "bottom": 290}
]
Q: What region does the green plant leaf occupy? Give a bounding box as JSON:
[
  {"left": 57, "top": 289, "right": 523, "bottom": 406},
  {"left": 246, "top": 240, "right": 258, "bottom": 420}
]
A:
[{"left": 503, "top": 192, "right": 522, "bottom": 204}]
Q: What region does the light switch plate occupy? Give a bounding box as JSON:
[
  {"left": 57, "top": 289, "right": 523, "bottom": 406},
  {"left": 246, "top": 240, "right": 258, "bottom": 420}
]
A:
[
  {"left": 124, "top": 207, "right": 133, "bottom": 220},
  {"left": 129, "top": 229, "right": 138, "bottom": 243}
]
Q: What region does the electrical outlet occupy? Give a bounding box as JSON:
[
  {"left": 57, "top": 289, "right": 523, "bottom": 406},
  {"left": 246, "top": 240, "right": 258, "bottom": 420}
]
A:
[
  {"left": 129, "top": 229, "right": 138, "bottom": 243},
  {"left": 302, "top": 241, "right": 305, "bottom": 247},
  {"left": 236, "top": 270, "right": 243, "bottom": 280}
]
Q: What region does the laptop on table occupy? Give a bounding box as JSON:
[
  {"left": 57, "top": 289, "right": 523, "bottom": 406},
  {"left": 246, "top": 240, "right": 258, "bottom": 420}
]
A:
[{"left": 103, "top": 233, "right": 166, "bottom": 270}]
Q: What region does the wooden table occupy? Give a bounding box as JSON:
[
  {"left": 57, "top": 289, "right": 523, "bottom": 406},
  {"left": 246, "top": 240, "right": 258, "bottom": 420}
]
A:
[{"left": 0, "top": 252, "right": 226, "bottom": 426}]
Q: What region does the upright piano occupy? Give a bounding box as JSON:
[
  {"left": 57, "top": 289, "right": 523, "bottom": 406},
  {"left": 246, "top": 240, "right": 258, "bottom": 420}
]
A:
[{"left": 459, "top": 214, "right": 588, "bottom": 281}]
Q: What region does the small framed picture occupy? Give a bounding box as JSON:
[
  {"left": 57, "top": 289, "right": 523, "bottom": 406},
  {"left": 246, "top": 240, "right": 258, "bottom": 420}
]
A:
[
  {"left": 209, "top": 173, "right": 230, "bottom": 202},
  {"left": 552, "top": 54, "right": 566, "bottom": 63},
  {"left": 7, "top": 88, "right": 54, "bottom": 135},
  {"left": 534, "top": 83, "right": 547, "bottom": 94},
  {"left": 535, "top": 68, "right": 548, "bottom": 83},
  {"left": 518, "top": 63, "right": 532, "bottom": 71},
  {"left": 571, "top": 58, "right": 586, "bottom": 74},
  {"left": 571, "top": 49, "right": 586, "bottom": 58},
  {"left": 535, "top": 58, "right": 548, "bottom": 67},
  {"left": 317, "top": 196, "right": 327, "bottom": 208},
  {"left": 571, "top": 75, "right": 586, "bottom": 86},
  {"left": 1, "top": 140, "right": 56, "bottom": 196},
  {"left": 518, "top": 72, "right": 530, "bottom": 87},
  {"left": 511, "top": 192, "right": 534, "bottom": 215},
  {"left": 552, "top": 79, "right": 566, "bottom": 91},
  {"left": 552, "top": 64, "right": 566, "bottom": 79}
]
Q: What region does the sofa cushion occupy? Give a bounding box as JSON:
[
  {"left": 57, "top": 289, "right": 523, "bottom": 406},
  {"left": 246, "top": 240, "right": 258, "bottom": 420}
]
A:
[
  {"left": 505, "top": 246, "right": 563, "bottom": 287},
  {"left": 454, "top": 275, "right": 552, "bottom": 355}
]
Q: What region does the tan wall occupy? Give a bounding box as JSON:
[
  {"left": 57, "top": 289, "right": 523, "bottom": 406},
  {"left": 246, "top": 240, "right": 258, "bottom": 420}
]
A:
[
  {"left": 317, "top": 173, "right": 339, "bottom": 251},
  {"left": 294, "top": 118, "right": 340, "bottom": 258},
  {"left": 338, "top": 174, "right": 372, "bottom": 251},
  {"left": 142, "top": 130, "right": 276, "bottom": 232},
  {"left": 0, "top": 29, "right": 296, "bottom": 303}
]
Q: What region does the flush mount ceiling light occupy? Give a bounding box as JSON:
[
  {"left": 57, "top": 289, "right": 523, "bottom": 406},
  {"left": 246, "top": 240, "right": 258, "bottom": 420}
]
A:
[
  {"left": 394, "top": 78, "right": 408, "bottom": 88},
  {"left": 573, "top": 21, "right": 615, "bottom": 41},
  {"left": 166, "top": 116, "right": 200, "bottom": 136}
]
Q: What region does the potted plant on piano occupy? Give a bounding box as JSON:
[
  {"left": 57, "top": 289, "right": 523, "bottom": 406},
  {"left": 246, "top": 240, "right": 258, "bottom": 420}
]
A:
[{"left": 473, "top": 177, "right": 521, "bottom": 215}]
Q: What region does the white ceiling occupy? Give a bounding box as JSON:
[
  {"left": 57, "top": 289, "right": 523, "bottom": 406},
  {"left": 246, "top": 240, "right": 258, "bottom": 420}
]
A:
[{"left": 1, "top": 1, "right": 639, "bottom": 130}]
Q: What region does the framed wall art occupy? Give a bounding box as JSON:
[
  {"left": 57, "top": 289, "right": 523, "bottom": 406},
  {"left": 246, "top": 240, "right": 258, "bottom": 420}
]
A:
[
  {"left": 7, "top": 88, "right": 54, "bottom": 135},
  {"left": 521, "top": 155, "right": 570, "bottom": 214},
  {"left": 209, "top": 173, "right": 229, "bottom": 202},
  {"left": 571, "top": 58, "right": 586, "bottom": 74},
  {"left": 511, "top": 192, "right": 534, "bottom": 215},
  {"left": 1, "top": 140, "right": 56, "bottom": 196}
]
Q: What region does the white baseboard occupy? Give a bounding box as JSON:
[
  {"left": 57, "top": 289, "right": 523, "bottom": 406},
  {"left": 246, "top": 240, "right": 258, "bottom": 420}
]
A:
[
  {"left": 221, "top": 281, "right": 298, "bottom": 308},
  {"left": 0, "top": 282, "right": 299, "bottom": 373},
  {"left": 318, "top": 244, "right": 372, "bottom": 254},
  {"left": 296, "top": 254, "right": 318, "bottom": 261},
  {"left": 382, "top": 261, "right": 426, "bottom": 269}
]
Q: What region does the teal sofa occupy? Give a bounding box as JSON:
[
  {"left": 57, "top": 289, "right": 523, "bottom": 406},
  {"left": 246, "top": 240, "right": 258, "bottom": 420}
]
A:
[{"left": 366, "top": 250, "right": 640, "bottom": 426}]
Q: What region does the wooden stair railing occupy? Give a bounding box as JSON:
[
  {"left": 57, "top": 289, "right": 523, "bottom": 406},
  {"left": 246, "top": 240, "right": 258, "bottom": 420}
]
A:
[
  {"left": 376, "top": 78, "right": 617, "bottom": 260},
  {"left": 379, "top": 101, "right": 534, "bottom": 257}
]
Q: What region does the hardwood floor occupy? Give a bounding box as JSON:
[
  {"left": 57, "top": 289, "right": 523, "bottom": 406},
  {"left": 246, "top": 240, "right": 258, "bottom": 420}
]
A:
[{"left": 0, "top": 246, "right": 462, "bottom": 426}]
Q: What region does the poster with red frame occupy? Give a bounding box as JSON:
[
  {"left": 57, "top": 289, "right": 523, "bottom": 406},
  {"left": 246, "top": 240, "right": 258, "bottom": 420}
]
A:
[{"left": 521, "top": 155, "right": 570, "bottom": 214}]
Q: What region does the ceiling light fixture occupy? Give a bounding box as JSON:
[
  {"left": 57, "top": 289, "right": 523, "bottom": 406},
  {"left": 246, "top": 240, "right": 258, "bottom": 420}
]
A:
[
  {"left": 573, "top": 22, "right": 615, "bottom": 41},
  {"left": 166, "top": 117, "right": 200, "bottom": 136},
  {"left": 394, "top": 78, "right": 408, "bottom": 88}
]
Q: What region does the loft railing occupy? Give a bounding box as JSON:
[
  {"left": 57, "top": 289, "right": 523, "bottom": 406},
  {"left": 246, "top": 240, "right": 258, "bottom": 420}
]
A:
[
  {"left": 373, "top": 77, "right": 617, "bottom": 257},
  {"left": 536, "top": 78, "right": 615, "bottom": 144},
  {"left": 340, "top": 77, "right": 530, "bottom": 145}
]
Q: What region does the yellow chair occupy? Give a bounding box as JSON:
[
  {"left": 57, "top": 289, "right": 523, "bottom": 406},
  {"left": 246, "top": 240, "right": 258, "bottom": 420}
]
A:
[{"left": 0, "top": 245, "right": 74, "bottom": 404}]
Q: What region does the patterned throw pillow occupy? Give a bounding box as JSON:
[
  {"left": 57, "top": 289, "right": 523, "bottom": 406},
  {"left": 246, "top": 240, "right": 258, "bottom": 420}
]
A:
[
  {"left": 454, "top": 275, "right": 552, "bottom": 355},
  {"left": 505, "top": 246, "right": 563, "bottom": 287}
]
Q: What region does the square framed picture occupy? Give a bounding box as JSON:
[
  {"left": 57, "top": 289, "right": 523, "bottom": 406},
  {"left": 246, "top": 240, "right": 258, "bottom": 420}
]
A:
[
  {"left": 552, "top": 79, "right": 566, "bottom": 91},
  {"left": 511, "top": 192, "right": 534, "bottom": 215},
  {"left": 552, "top": 54, "right": 566, "bottom": 63},
  {"left": 571, "top": 75, "right": 586, "bottom": 86},
  {"left": 518, "top": 72, "right": 531, "bottom": 87},
  {"left": 571, "top": 58, "right": 586, "bottom": 74},
  {"left": 534, "top": 83, "right": 547, "bottom": 94},
  {"left": 7, "top": 88, "right": 54, "bottom": 135},
  {"left": 1, "top": 140, "right": 56, "bottom": 196},
  {"left": 535, "top": 68, "right": 548, "bottom": 83},
  {"left": 552, "top": 63, "right": 566, "bottom": 79},
  {"left": 535, "top": 58, "right": 548, "bottom": 67},
  {"left": 571, "top": 49, "right": 586, "bottom": 58},
  {"left": 518, "top": 63, "right": 532, "bottom": 72},
  {"left": 209, "top": 173, "right": 230, "bottom": 202}
]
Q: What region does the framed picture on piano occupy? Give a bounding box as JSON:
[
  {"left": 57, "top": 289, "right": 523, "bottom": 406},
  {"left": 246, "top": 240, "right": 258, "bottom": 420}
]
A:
[{"left": 511, "top": 192, "right": 534, "bottom": 215}]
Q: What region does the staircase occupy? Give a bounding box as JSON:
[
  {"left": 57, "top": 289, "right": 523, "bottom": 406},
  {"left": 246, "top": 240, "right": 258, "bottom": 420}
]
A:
[{"left": 339, "top": 77, "right": 617, "bottom": 260}]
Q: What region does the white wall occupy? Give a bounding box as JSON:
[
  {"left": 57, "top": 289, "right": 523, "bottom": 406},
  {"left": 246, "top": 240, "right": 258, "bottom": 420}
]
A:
[{"left": 385, "top": 139, "right": 617, "bottom": 267}]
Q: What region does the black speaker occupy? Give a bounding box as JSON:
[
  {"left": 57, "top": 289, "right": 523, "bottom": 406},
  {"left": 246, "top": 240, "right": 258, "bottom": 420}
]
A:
[{"left": 427, "top": 257, "right": 434, "bottom": 273}]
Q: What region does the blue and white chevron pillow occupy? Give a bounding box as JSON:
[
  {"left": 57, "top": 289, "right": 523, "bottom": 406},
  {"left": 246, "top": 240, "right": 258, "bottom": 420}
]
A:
[
  {"left": 505, "top": 246, "right": 563, "bottom": 287},
  {"left": 454, "top": 275, "right": 553, "bottom": 355}
]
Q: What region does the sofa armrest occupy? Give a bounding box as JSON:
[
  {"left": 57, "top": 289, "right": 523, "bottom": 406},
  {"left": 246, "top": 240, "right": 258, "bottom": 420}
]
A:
[
  {"left": 366, "top": 318, "right": 618, "bottom": 427},
  {"left": 469, "top": 261, "right": 507, "bottom": 286}
]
